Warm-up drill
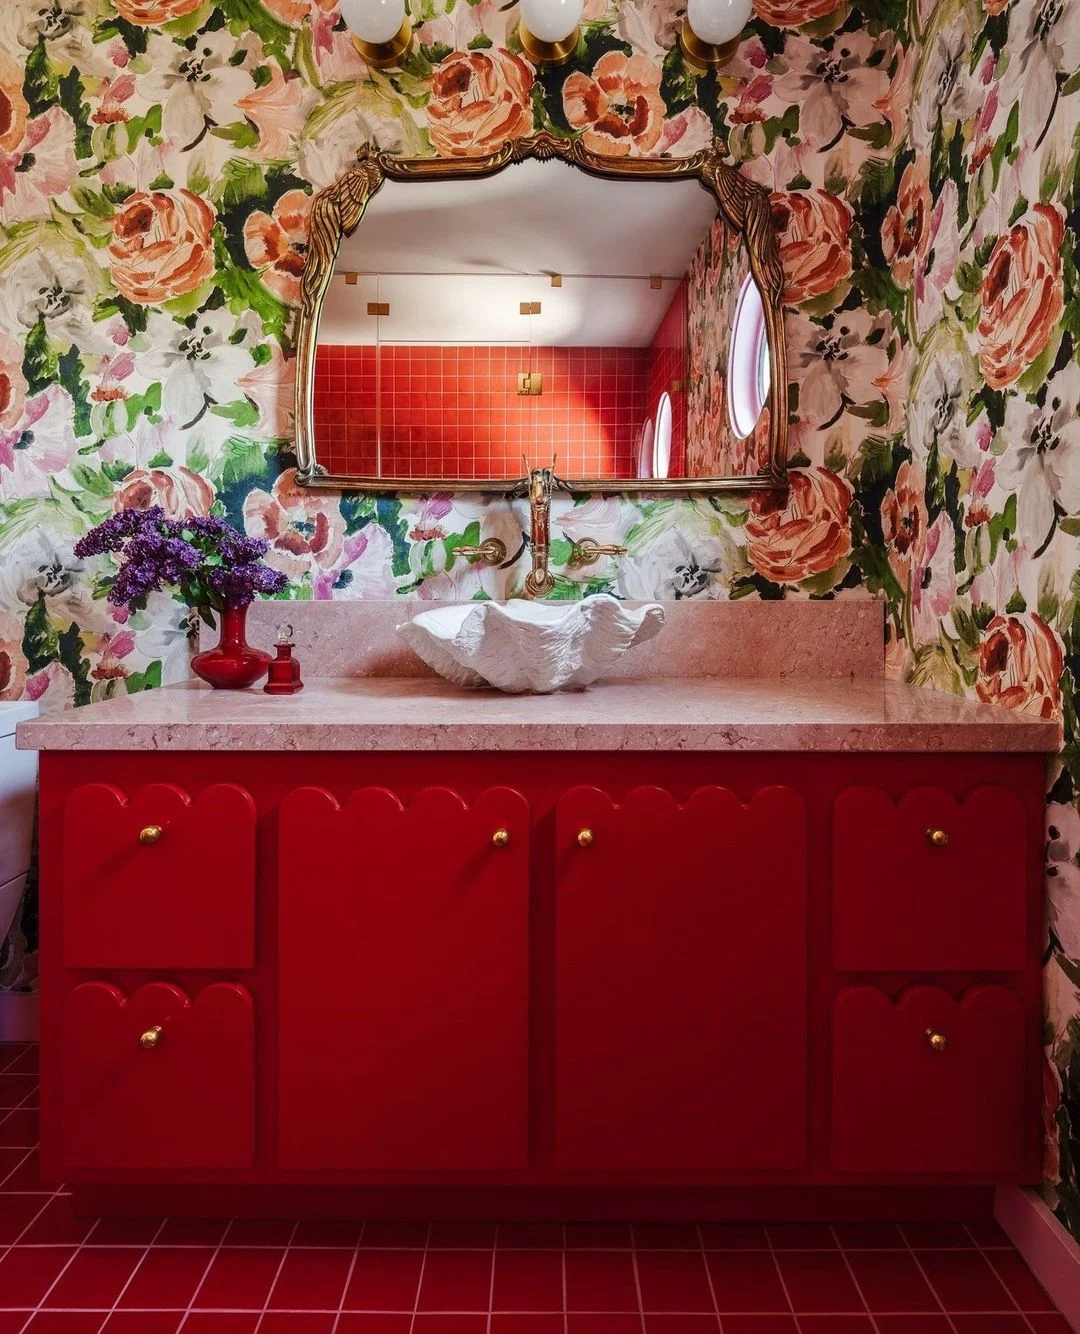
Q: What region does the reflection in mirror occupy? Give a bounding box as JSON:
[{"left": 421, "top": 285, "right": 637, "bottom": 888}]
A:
[{"left": 311, "top": 159, "right": 774, "bottom": 486}]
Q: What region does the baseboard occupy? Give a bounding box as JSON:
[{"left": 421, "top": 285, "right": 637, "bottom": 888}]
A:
[
  {"left": 995, "top": 1185, "right": 1080, "bottom": 1331},
  {"left": 0, "top": 990, "right": 38, "bottom": 1041}
]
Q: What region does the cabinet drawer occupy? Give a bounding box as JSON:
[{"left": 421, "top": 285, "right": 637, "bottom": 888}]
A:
[
  {"left": 60, "top": 981, "right": 255, "bottom": 1170},
  {"left": 831, "top": 985, "right": 1027, "bottom": 1175},
  {"left": 833, "top": 786, "right": 1027, "bottom": 971},
  {"left": 63, "top": 782, "right": 256, "bottom": 969}
]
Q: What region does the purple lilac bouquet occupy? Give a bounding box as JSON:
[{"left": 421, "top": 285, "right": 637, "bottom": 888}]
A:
[{"left": 74, "top": 507, "right": 288, "bottom": 624}]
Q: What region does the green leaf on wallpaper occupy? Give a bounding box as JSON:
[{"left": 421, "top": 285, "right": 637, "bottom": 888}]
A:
[
  {"left": 1005, "top": 589, "right": 1028, "bottom": 615},
  {"left": 466, "top": 33, "right": 493, "bottom": 49},
  {"left": 22, "top": 594, "right": 58, "bottom": 674},
  {"left": 990, "top": 102, "right": 1019, "bottom": 180},
  {"left": 858, "top": 156, "right": 896, "bottom": 207},
  {"left": 217, "top": 263, "right": 289, "bottom": 341},
  {"left": 58, "top": 621, "right": 93, "bottom": 708},
  {"left": 58, "top": 67, "right": 94, "bottom": 160},
  {"left": 1008, "top": 193, "right": 1030, "bottom": 226},
  {"left": 376, "top": 497, "right": 413, "bottom": 577},
  {"left": 125, "top": 661, "right": 164, "bottom": 694},
  {"left": 762, "top": 105, "right": 800, "bottom": 156},
  {"left": 219, "top": 0, "right": 294, "bottom": 64},
  {"left": 1059, "top": 517, "right": 1080, "bottom": 538},
  {"left": 69, "top": 464, "right": 116, "bottom": 500},
  {"left": 23, "top": 40, "right": 58, "bottom": 116},
  {"left": 23, "top": 318, "right": 57, "bottom": 395},
  {"left": 58, "top": 346, "right": 93, "bottom": 437},
  {"left": 123, "top": 107, "right": 163, "bottom": 155},
  {"left": 211, "top": 398, "right": 261, "bottom": 429},
  {"left": 445, "top": 521, "right": 481, "bottom": 566},
  {"left": 212, "top": 121, "right": 262, "bottom": 152},
  {"left": 955, "top": 259, "right": 982, "bottom": 293},
  {"left": 659, "top": 44, "right": 699, "bottom": 114}
]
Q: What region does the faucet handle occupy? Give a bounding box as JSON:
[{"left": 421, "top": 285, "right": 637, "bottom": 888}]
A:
[
  {"left": 452, "top": 538, "right": 507, "bottom": 566},
  {"left": 568, "top": 538, "right": 628, "bottom": 568}
]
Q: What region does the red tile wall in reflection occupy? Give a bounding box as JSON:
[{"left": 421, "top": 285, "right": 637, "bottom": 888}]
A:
[
  {"left": 313, "top": 345, "right": 648, "bottom": 481},
  {"left": 644, "top": 278, "right": 689, "bottom": 479}
]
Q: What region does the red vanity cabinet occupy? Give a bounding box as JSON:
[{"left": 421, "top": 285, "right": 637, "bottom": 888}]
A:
[{"left": 33, "top": 747, "right": 1046, "bottom": 1208}]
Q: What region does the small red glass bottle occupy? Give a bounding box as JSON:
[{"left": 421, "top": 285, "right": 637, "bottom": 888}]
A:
[{"left": 264, "top": 623, "right": 304, "bottom": 695}]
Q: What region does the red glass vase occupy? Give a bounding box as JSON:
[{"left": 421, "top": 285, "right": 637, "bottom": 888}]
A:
[{"left": 191, "top": 603, "right": 272, "bottom": 689}]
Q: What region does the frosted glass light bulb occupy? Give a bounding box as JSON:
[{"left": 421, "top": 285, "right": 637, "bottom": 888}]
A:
[
  {"left": 340, "top": 0, "right": 406, "bottom": 45},
  {"left": 520, "top": 0, "right": 584, "bottom": 44},
  {"left": 685, "top": 0, "right": 751, "bottom": 46}
]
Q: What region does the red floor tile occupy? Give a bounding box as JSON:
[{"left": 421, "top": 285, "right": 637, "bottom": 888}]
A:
[
  {"left": 492, "top": 1249, "right": 564, "bottom": 1310},
  {"left": 697, "top": 1225, "right": 768, "bottom": 1251},
  {"left": 832, "top": 1223, "right": 905, "bottom": 1249},
  {"left": 965, "top": 1219, "right": 1013, "bottom": 1246},
  {"left": 899, "top": 1222, "right": 974, "bottom": 1248},
  {"left": 429, "top": 1222, "right": 497, "bottom": 1248},
  {"left": 101, "top": 1314, "right": 185, "bottom": 1332},
  {"left": 915, "top": 1248, "right": 1016, "bottom": 1311},
  {"left": 191, "top": 1246, "right": 285, "bottom": 1309},
  {"left": 336, "top": 1317, "right": 412, "bottom": 1334},
  {"left": 412, "top": 1317, "right": 487, "bottom": 1334},
  {"left": 0, "top": 1245, "right": 77, "bottom": 1306},
  {"left": 260, "top": 1316, "right": 337, "bottom": 1333},
  {"left": 797, "top": 1320, "right": 875, "bottom": 1332},
  {"left": 3, "top": 1147, "right": 47, "bottom": 1191},
  {"left": 987, "top": 1247, "right": 1057, "bottom": 1310},
  {"left": 635, "top": 1251, "right": 714, "bottom": 1312},
  {"left": 633, "top": 1223, "right": 702, "bottom": 1249},
  {"left": 266, "top": 1246, "right": 353, "bottom": 1310},
  {"left": 873, "top": 1319, "right": 952, "bottom": 1333},
  {"left": 356, "top": 1221, "right": 430, "bottom": 1248},
  {"left": 950, "top": 1318, "right": 1030, "bottom": 1332},
  {"left": 845, "top": 1250, "right": 939, "bottom": 1312},
  {"left": 343, "top": 1249, "right": 424, "bottom": 1310},
  {"left": 764, "top": 1224, "right": 838, "bottom": 1250},
  {"left": 774, "top": 1251, "right": 864, "bottom": 1313},
  {"left": 0, "top": 1108, "right": 40, "bottom": 1147},
  {"left": 1027, "top": 1316, "right": 1074, "bottom": 1331},
  {"left": 565, "top": 1317, "right": 642, "bottom": 1334},
  {"left": 43, "top": 1246, "right": 146, "bottom": 1309},
  {"left": 491, "top": 1316, "right": 564, "bottom": 1334},
  {"left": 182, "top": 1317, "right": 259, "bottom": 1332},
  {"left": 416, "top": 1249, "right": 494, "bottom": 1311},
  {"left": 0, "top": 1192, "right": 51, "bottom": 1243},
  {"left": 119, "top": 1246, "right": 216, "bottom": 1308},
  {"left": 498, "top": 1224, "right": 565, "bottom": 1250},
  {"left": 564, "top": 1252, "right": 638, "bottom": 1312},
  {"left": 705, "top": 1253, "right": 788, "bottom": 1314},
  {"left": 0, "top": 1318, "right": 33, "bottom": 1334},
  {"left": 643, "top": 1315, "right": 720, "bottom": 1334},
  {"left": 156, "top": 1217, "right": 231, "bottom": 1246},
  {"left": 223, "top": 1217, "right": 296, "bottom": 1246},
  {"left": 717, "top": 1319, "right": 796, "bottom": 1333},
  {"left": 0, "top": 1073, "right": 37, "bottom": 1106},
  {"left": 19, "top": 1196, "right": 96, "bottom": 1246},
  {"left": 23, "top": 1315, "right": 108, "bottom": 1332},
  {"left": 4, "top": 1047, "right": 39, "bottom": 1074},
  {"left": 0, "top": 1145, "right": 30, "bottom": 1181}
]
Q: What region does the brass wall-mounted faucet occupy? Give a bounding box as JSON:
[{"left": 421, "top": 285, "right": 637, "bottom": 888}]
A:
[{"left": 453, "top": 465, "right": 627, "bottom": 598}]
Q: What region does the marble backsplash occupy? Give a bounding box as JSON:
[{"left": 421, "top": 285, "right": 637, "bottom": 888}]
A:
[{"left": 205, "top": 599, "right": 885, "bottom": 682}]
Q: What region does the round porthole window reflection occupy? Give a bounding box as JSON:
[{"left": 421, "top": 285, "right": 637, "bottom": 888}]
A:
[
  {"left": 636, "top": 417, "right": 655, "bottom": 478},
  {"left": 727, "top": 274, "right": 770, "bottom": 440},
  {"left": 653, "top": 392, "right": 672, "bottom": 479}
]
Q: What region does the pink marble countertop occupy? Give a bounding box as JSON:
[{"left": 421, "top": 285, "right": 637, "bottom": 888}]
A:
[{"left": 17, "top": 676, "right": 1059, "bottom": 753}]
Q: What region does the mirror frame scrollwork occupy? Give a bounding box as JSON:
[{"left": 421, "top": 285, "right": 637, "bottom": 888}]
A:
[{"left": 294, "top": 133, "right": 788, "bottom": 493}]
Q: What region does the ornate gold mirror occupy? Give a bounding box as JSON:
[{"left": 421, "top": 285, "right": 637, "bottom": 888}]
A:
[{"left": 294, "top": 134, "right": 787, "bottom": 493}]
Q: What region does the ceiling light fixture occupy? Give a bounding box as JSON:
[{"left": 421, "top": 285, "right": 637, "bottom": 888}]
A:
[
  {"left": 679, "top": 0, "right": 752, "bottom": 71},
  {"left": 340, "top": 0, "right": 413, "bottom": 69},
  {"left": 518, "top": 0, "right": 584, "bottom": 66}
]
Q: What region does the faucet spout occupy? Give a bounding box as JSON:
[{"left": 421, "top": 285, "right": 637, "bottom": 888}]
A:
[{"left": 523, "top": 466, "right": 556, "bottom": 599}]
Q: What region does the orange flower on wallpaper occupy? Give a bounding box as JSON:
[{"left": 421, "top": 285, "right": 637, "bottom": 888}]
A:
[
  {"left": 0, "top": 51, "right": 28, "bottom": 156},
  {"left": 563, "top": 52, "right": 665, "bottom": 156},
  {"left": 880, "top": 459, "right": 927, "bottom": 582},
  {"left": 0, "top": 332, "right": 27, "bottom": 431},
  {"left": 111, "top": 466, "right": 215, "bottom": 518},
  {"left": 976, "top": 613, "right": 1064, "bottom": 720},
  {"left": 107, "top": 188, "right": 216, "bottom": 305},
  {"left": 243, "top": 466, "right": 345, "bottom": 580},
  {"left": 428, "top": 50, "right": 534, "bottom": 157},
  {"left": 770, "top": 189, "right": 853, "bottom": 304},
  {"left": 881, "top": 155, "right": 932, "bottom": 288},
  {"left": 745, "top": 467, "right": 854, "bottom": 583},
  {"left": 243, "top": 188, "right": 310, "bottom": 306},
  {"left": 112, "top": 0, "right": 202, "bottom": 22},
  {"left": 978, "top": 204, "right": 1065, "bottom": 390},
  {"left": 753, "top": 0, "right": 843, "bottom": 27}
]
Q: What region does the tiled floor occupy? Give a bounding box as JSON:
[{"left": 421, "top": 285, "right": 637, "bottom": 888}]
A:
[{"left": 0, "top": 1044, "right": 1069, "bottom": 1333}]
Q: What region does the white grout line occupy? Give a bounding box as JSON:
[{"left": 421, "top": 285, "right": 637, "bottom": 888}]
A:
[
  {"left": 829, "top": 1223, "right": 882, "bottom": 1334},
  {"left": 252, "top": 1217, "right": 301, "bottom": 1332},
  {"left": 763, "top": 1225, "right": 800, "bottom": 1333},
  {"left": 696, "top": 1223, "right": 723, "bottom": 1334},
  {"left": 406, "top": 1222, "right": 434, "bottom": 1334},
  {"left": 329, "top": 1220, "right": 367, "bottom": 1334},
  {"left": 177, "top": 1216, "right": 242, "bottom": 1331}
]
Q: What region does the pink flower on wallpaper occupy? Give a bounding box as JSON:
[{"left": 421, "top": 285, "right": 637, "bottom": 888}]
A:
[
  {"left": 259, "top": 0, "right": 337, "bottom": 25},
  {"left": 773, "top": 32, "right": 890, "bottom": 150},
  {"left": 658, "top": 107, "right": 713, "bottom": 156},
  {"left": 787, "top": 308, "right": 890, "bottom": 428},
  {"left": 236, "top": 63, "right": 308, "bottom": 159},
  {"left": 0, "top": 108, "right": 77, "bottom": 222},
  {"left": 24, "top": 662, "right": 76, "bottom": 710},
  {"left": 237, "top": 344, "right": 296, "bottom": 439},
  {"left": 110, "top": 466, "right": 216, "bottom": 518},
  {"left": 244, "top": 188, "right": 311, "bottom": 307},
  {"left": 914, "top": 178, "right": 959, "bottom": 335},
  {"left": 428, "top": 50, "right": 534, "bottom": 157},
  {"left": 107, "top": 188, "right": 216, "bottom": 305},
  {"left": 88, "top": 628, "right": 136, "bottom": 682},
  {"left": 880, "top": 459, "right": 927, "bottom": 585},
  {"left": 563, "top": 52, "right": 666, "bottom": 157},
  {"left": 881, "top": 155, "right": 932, "bottom": 288},
  {"left": 0, "top": 333, "right": 27, "bottom": 431},
  {"left": 976, "top": 613, "right": 1064, "bottom": 721},
  {"left": 978, "top": 204, "right": 1065, "bottom": 390},
  {"left": 745, "top": 467, "right": 854, "bottom": 584},
  {"left": 113, "top": 0, "right": 201, "bottom": 21},
  {"left": 753, "top": 0, "right": 842, "bottom": 27},
  {"left": 244, "top": 466, "right": 345, "bottom": 580},
  {"left": 910, "top": 512, "right": 957, "bottom": 644},
  {"left": 0, "top": 387, "right": 78, "bottom": 501}
]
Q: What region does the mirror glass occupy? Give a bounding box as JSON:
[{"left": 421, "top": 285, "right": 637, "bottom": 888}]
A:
[{"left": 312, "top": 159, "right": 773, "bottom": 486}]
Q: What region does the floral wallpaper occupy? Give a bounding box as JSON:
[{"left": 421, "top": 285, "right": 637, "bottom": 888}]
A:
[{"left": 0, "top": 0, "right": 1077, "bottom": 1233}]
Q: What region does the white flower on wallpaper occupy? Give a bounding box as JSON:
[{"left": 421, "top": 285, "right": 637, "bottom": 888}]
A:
[{"left": 997, "top": 364, "right": 1080, "bottom": 551}]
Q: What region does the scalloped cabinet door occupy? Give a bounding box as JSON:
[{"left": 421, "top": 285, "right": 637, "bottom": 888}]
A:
[
  {"left": 278, "top": 786, "right": 530, "bottom": 1171},
  {"left": 62, "top": 783, "right": 256, "bottom": 969},
  {"left": 60, "top": 981, "right": 255, "bottom": 1170},
  {"left": 554, "top": 785, "right": 808, "bottom": 1171},
  {"left": 831, "top": 985, "right": 1026, "bottom": 1174},
  {"left": 833, "top": 786, "right": 1027, "bottom": 972}
]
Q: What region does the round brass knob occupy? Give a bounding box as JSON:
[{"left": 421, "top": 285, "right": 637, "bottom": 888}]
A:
[
  {"left": 139, "top": 1025, "right": 163, "bottom": 1050},
  {"left": 492, "top": 828, "right": 510, "bottom": 848},
  {"left": 577, "top": 828, "right": 594, "bottom": 848},
  {"left": 139, "top": 825, "right": 163, "bottom": 846},
  {"left": 925, "top": 828, "right": 950, "bottom": 848},
  {"left": 925, "top": 1028, "right": 948, "bottom": 1053}
]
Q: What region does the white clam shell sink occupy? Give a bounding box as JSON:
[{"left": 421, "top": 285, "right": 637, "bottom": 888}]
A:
[{"left": 397, "top": 595, "right": 666, "bottom": 694}]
